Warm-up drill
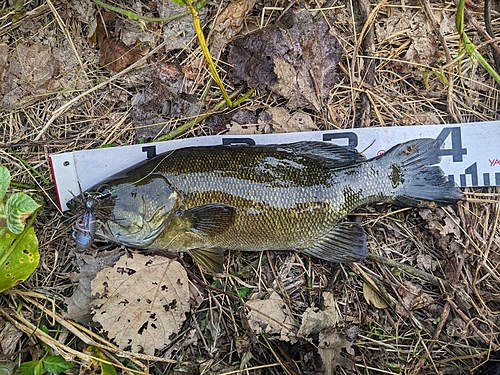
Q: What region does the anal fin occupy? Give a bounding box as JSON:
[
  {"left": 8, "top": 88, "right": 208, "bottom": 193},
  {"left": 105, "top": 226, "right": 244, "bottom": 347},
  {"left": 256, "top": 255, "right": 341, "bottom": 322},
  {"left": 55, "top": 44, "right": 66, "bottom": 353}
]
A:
[
  {"left": 188, "top": 248, "right": 225, "bottom": 273},
  {"left": 302, "top": 222, "right": 367, "bottom": 263}
]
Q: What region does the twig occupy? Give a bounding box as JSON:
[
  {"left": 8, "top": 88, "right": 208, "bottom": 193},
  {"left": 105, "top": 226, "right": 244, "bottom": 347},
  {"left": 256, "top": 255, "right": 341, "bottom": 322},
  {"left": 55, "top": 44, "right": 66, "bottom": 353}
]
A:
[
  {"left": 448, "top": 299, "right": 500, "bottom": 351},
  {"left": 366, "top": 253, "right": 450, "bottom": 290}
]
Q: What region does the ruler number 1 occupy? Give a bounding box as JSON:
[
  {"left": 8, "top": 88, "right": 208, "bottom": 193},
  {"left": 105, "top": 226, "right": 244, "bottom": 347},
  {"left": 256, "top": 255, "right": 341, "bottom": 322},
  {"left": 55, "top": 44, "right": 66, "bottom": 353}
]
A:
[{"left": 436, "top": 127, "right": 467, "bottom": 162}]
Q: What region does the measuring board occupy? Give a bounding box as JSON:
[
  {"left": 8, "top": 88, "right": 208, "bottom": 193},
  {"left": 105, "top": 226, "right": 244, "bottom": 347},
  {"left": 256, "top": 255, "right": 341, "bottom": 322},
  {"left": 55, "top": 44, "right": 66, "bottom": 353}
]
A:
[{"left": 50, "top": 121, "right": 500, "bottom": 211}]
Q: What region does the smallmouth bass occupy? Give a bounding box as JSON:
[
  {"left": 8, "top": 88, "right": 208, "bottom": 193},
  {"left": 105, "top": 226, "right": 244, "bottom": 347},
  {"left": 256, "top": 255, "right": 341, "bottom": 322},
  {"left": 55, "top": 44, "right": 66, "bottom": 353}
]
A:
[{"left": 72, "top": 139, "right": 464, "bottom": 272}]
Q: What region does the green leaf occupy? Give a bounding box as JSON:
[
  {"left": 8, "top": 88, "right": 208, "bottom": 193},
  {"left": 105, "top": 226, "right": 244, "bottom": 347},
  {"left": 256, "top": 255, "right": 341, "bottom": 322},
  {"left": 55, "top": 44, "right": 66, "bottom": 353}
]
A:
[
  {"left": 0, "top": 166, "right": 10, "bottom": 201},
  {"left": 40, "top": 324, "right": 49, "bottom": 335},
  {"left": 170, "top": 0, "right": 186, "bottom": 5},
  {"left": 43, "top": 356, "right": 75, "bottom": 374},
  {"left": 13, "top": 0, "right": 24, "bottom": 12},
  {"left": 5, "top": 192, "right": 41, "bottom": 234},
  {"left": 237, "top": 287, "right": 251, "bottom": 299},
  {"left": 86, "top": 346, "right": 117, "bottom": 375},
  {"left": 18, "top": 361, "right": 43, "bottom": 375},
  {"left": 0, "top": 226, "right": 39, "bottom": 293}
]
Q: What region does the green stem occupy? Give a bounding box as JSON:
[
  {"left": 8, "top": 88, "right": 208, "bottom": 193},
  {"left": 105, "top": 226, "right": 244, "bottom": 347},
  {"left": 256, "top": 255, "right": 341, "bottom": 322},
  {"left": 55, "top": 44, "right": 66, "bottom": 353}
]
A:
[
  {"left": 8, "top": 149, "right": 50, "bottom": 185},
  {"left": 9, "top": 181, "right": 37, "bottom": 190},
  {"left": 454, "top": 0, "right": 500, "bottom": 85},
  {"left": 92, "top": 0, "right": 195, "bottom": 23},
  {"left": 183, "top": 0, "right": 233, "bottom": 107},
  {"left": 366, "top": 253, "right": 450, "bottom": 290}
]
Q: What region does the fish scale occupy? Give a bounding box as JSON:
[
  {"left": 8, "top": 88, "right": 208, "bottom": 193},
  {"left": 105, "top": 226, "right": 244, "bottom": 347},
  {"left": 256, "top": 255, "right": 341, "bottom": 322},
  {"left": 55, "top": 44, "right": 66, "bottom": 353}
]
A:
[{"left": 74, "top": 139, "right": 464, "bottom": 272}]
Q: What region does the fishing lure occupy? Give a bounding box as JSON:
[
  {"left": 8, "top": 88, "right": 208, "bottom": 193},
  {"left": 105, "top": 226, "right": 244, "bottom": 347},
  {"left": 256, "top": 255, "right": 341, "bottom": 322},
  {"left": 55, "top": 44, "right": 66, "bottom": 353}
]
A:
[
  {"left": 72, "top": 195, "right": 99, "bottom": 250},
  {"left": 68, "top": 188, "right": 108, "bottom": 250}
]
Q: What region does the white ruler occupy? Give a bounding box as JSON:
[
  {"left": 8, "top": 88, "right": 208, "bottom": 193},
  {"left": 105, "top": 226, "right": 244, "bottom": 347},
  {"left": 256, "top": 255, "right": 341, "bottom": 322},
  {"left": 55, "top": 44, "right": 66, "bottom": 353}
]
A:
[{"left": 50, "top": 121, "right": 500, "bottom": 210}]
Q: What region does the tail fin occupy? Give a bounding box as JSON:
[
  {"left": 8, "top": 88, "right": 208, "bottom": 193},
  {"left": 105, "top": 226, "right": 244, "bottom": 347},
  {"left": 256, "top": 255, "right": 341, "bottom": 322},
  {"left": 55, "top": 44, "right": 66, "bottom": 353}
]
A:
[{"left": 379, "top": 138, "right": 464, "bottom": 207}]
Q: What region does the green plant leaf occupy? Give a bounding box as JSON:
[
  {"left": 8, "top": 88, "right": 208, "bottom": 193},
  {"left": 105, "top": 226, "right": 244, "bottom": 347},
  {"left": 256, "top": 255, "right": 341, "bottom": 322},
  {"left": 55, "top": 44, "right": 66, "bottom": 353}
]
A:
[
  {"left": 0, "top": 226, "right": 39, "bottom": 293},
  {"left": 43, "top": 356, "right": 75, "bottom": 374},
  {"left": 0, "top": 166, "right": 10, "bottom": 201},
  {"left": 86, "top": 346, "right": 117, "bottom": 375},
  {"left": 5, "top": 192, "right": 41, "bottom": 234},
  {"left": 237, "top": 286, "right": 251, "bottom": 299},
  {"left": 40, "top": 324, "right": 50, "bottom": 335},
  {"left": 170, "top": 0, "right": 186, "bottom": 6},
  {"left": 18, "top": 361, "right": 43, "bottom": 375}
]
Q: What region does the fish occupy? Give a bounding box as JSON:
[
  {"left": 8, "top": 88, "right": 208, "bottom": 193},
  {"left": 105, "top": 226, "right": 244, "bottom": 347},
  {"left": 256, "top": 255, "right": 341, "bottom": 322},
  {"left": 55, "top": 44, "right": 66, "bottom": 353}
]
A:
[{"left": 71, "top": 138, "right": 464, "bottom": 272}]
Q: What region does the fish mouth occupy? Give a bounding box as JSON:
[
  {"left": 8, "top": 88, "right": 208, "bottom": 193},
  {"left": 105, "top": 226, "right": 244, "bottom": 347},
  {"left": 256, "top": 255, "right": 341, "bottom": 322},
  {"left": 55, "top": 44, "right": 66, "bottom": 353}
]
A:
[{"left": 95, "top": 220, "right": 165, "bottom": 248}]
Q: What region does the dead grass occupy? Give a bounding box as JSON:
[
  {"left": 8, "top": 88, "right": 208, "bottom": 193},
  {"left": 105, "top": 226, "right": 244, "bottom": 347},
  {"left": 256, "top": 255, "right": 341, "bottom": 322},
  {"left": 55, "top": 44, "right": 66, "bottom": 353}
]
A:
[{"left": 0, "top": 0, "right": 499, "bottom": 374}]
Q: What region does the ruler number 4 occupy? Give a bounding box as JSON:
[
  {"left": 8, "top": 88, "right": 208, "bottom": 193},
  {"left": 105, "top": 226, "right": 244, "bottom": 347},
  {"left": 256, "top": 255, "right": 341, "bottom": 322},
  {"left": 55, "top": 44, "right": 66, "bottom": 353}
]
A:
[{"left": 436, "top": 127, "right": 467, "bottom": 162}]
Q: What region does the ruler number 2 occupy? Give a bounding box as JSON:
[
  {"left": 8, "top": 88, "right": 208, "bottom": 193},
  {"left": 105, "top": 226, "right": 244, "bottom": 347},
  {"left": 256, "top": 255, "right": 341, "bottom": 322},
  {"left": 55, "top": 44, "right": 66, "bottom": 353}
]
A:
[{"left": 436, "top": 127, "right": 467, "bottom": 162}]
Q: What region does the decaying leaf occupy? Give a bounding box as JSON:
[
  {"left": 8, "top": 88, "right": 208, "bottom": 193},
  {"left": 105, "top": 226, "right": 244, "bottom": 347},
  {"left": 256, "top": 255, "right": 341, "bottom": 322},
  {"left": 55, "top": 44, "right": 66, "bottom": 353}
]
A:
[
  {"left": 419, "top": 207, "right": 462, "bottom": 253},
  {"left": 257, "top": 107, "right": 318, "bottom": 133},
  {"left": 160, "top": 0, "right": 201, "bottom": 51},
  {"left": 0, "top": 322, "right": 23, "bottom": 356},
  {"left": 298, "top": 292, "right": 339, "bottom": 336},
  {"left": 132, "top": 61, "right": 201, "bottom": 139},
  {"left": 91, "top": 253, "right": 191, "bottom": 355},
  {"left": 246, "top": 291, "right": 297, "bottom": 342},
  {"left": 99, "top": 38, "right": 144, "bottom": 72},
  {"left": 395, "top": 280, "right": 433, "bottom": 317},
  {"left": 318, "top": 330, "right": 354, "bottom": 374},
  {"left": 362, "top": 281, "right": 389, "bottom": 309},
  {"left": 375, "top": 10, "right": 446, "bottom": 74},
  {"left": 228, "top": 9, "right": 341, "bottom": 111},
  {"left": 65, "top": 250, "right": 123, "bottom": 323},
  {"left": 0, "top": 43, "right": 60, "bottom": 109},
  {"left": 224, "top": 107, "right": 317, "bottom": 135},
  {"left": 211, "top": 0, "right": 258, "bottom": 58}
]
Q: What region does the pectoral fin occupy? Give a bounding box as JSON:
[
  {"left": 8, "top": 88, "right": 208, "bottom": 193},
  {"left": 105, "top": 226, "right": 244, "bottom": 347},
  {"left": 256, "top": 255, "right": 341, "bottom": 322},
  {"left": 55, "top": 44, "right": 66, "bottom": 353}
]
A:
[
  {"left": 179, "top": 204, "right": 237, "bottom": 236},
  {"left": 188, "top": 248, "right": 225, "bottom": 273},
  {"left": 302, "top": 222, "right": 367, "bottom": 263}
]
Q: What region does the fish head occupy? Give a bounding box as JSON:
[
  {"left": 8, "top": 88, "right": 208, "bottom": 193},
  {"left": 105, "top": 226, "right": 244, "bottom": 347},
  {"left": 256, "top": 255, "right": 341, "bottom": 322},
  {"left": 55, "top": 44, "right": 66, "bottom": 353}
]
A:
[{"left": 81, "top": 173, "right": 178, "bottom": 248}]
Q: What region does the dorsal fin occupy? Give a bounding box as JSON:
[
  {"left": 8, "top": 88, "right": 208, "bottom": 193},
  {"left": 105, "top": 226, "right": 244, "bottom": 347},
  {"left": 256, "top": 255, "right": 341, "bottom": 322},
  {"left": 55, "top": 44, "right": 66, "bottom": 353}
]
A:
[{"left": 276, "top": 141, "right": 365, "bottom": 167}]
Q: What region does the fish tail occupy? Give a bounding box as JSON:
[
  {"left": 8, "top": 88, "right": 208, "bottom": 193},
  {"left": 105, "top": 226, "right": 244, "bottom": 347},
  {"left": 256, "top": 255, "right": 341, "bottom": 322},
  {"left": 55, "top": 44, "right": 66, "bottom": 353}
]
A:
[{"left": 380, "top": 138, "right": 464, "bottom": 207}]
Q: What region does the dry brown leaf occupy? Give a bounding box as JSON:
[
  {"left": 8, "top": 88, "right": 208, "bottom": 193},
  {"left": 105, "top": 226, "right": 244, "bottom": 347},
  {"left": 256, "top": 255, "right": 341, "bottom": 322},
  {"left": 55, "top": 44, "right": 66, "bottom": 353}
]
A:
[
  {"left": 131, "top": 62, "right": 201, "bottom": 139},
  {"left": 375, "top": 10, "right": 445, "bottom": 73},
  {"left": 228, "top": 9, "right": 341, "bottom": 111},
  {"left": 298, "top": 292, "right": 339, "bottom": 336},
  {"left": 99, "top": 38, "right": 144, "bottom": 72},
  {"left": 0, "top": 322, "right": 23, "bottom": 355},
  {"left": 0, "top": 43, "right": 60, "bottom": 109},
  {"left": 259, "top": 107, "right": 318, "bottom": 133},
  {"left": 211, "top": 0, "right": 258, "bottom": 58},
  {"left": 65, "top": 250, "right": 123, "bottom": 323},
  {"left": 246, "top": 291, "right": 297, "bottom": 342},
  {"left": 91, "top": 253, "right": 191, "bottom": 355},
  {"left": 160, "top": 1, "right": 200, "bottom": 51},
  {"left": 318, "top": 330, "right": 354, "bottom": 374},
  {"left": 395, "top": 280, "right": 434, "bottom": 317},
  {"left": 416, "top": 253, "right": 438, "bottom": 272},
  {"left": 362, "top": 281, "right": 389, "bottom": 309}
]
